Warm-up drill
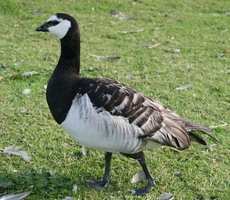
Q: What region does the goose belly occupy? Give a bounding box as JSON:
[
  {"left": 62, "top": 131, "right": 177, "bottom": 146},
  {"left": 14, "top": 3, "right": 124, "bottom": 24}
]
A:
[{"left": 61, "top": 94, "right": 143, "bottom": 153}]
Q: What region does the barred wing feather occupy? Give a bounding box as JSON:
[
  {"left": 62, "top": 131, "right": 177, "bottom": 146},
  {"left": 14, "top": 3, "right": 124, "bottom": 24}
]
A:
[{"left": 76, "top": 78, "right": 210, "bottom": 150}]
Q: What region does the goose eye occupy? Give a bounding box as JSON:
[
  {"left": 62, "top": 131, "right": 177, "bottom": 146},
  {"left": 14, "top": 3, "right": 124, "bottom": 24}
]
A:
[{"left": 48, "top": 20, "right": 59, "bottom": 26}]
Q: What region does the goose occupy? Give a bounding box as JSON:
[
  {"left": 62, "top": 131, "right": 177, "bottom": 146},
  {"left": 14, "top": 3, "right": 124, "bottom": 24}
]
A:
[{"left": 36, "top": 13, "right": 216, "bottom": 195}]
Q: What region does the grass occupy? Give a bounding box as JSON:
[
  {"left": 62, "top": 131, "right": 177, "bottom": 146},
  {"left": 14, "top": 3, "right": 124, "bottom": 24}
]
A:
[{"left": 0, "top": 0, "right": 230, "bottom": 199}]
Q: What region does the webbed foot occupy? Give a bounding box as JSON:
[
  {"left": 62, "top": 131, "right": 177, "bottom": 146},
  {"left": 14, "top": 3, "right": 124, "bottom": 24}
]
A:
[
  {"left": 131, "top": 179, "right": 156, "bottom": 195},
  {"left": 87, "top": 179, "right": 108, "bottom": 190}
]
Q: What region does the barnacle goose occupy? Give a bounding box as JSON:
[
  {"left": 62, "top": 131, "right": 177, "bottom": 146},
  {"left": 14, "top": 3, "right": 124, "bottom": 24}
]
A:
[{"left": 36, "top": 13, "right": 216, "bottom": 195}]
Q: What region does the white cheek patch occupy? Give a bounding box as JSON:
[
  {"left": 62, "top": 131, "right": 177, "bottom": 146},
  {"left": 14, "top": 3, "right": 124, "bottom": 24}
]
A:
[{"left": 48, "top": 20, "right": 71, "bottom": 39}]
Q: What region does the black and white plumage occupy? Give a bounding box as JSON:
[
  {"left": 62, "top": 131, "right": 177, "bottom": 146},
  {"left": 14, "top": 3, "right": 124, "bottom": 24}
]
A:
[{"left": 36, "top": 13, "right": 215, "bottom": 195}]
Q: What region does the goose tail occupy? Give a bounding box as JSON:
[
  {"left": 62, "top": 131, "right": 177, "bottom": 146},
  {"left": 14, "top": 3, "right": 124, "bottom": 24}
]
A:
[{"left": 184, "top": 121, "right": 218, "bottom": 144}]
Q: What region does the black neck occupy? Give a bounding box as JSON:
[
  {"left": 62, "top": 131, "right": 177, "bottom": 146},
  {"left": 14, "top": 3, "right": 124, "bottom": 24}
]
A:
[
  {"left": 57, "top": 31, "right": 80, "bottom": 74},
  {"left": 47, "top": 28, "right": 81, "bottom": 124}
]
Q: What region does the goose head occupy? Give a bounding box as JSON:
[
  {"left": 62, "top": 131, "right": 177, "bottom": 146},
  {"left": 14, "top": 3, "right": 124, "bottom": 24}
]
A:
[{"left": 36, "top": 13, "right": 78, "bottom": 39}]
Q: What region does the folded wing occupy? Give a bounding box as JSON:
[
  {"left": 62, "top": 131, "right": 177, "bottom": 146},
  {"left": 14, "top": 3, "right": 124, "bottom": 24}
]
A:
[{"left": 76, "top": 78, "right": 211, "bottom": 150}]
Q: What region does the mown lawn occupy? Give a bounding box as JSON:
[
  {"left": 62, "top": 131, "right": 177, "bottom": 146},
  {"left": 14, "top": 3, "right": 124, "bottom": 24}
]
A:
[{"left": 0, "top": 0, "right": 230, "bottom": 199}]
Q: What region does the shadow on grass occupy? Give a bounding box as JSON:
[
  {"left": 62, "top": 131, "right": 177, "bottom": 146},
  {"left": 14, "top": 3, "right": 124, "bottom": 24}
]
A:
[
  {"left": 0, "top": 168, "right": 77, "bottom": 199},
  {"left": 0, "top": 167, "right": 122, "bottom": 199}
]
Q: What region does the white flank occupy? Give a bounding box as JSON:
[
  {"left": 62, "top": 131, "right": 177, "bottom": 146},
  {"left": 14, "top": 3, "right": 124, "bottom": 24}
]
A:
[
  {"left": 61, "top": 94, "right": 144, "bottom": 153},
  {"left": 47, "top": 15, "right": 71, "bottom": 39}
]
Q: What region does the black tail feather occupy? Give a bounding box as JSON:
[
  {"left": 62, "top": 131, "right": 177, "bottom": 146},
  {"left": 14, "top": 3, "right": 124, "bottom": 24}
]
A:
[
  {"left": 189, "top": 132, "right": 207, "bottom": 145},
  {"left": 185, "top": 121, "right": 219, "bottom": 144}
]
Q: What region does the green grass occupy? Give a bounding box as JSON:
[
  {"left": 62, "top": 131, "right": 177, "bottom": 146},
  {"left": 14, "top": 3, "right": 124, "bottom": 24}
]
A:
[{"left": 0, "top": 0, "right": 230, "bottom": 199}]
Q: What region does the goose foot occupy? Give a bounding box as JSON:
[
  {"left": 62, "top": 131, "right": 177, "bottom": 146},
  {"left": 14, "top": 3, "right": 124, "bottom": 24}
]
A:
[
  {"left": 122, "top": 151, "right": 156, "bottom": 196},
  {"left": 87, "top": 152, "right": 112, "bottom": 190},
  {"left": 87, "top": 179, "right": 108, "bottom": 189},
  {"left": 131, "top": 179, "right": 156, "bottom": 196}
]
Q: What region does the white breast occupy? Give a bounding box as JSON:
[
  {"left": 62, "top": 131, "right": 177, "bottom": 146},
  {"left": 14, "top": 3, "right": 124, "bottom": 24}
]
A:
[{"left": 61, "top": 94, "right": 144, "bottom": 153}]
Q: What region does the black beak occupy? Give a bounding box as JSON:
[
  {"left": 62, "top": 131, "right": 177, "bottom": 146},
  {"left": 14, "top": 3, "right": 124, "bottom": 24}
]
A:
[{"left": 36, "top": 23, "right": 49, "bottom": 32}]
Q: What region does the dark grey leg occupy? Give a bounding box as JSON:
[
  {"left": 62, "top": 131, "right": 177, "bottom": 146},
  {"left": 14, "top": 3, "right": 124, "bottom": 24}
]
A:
[
  {"left": 122, "top": 152, "right": 156, "bottom": 195},
  {"left": 87, "top": 152, "right": 112, "bottom": 189}
]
